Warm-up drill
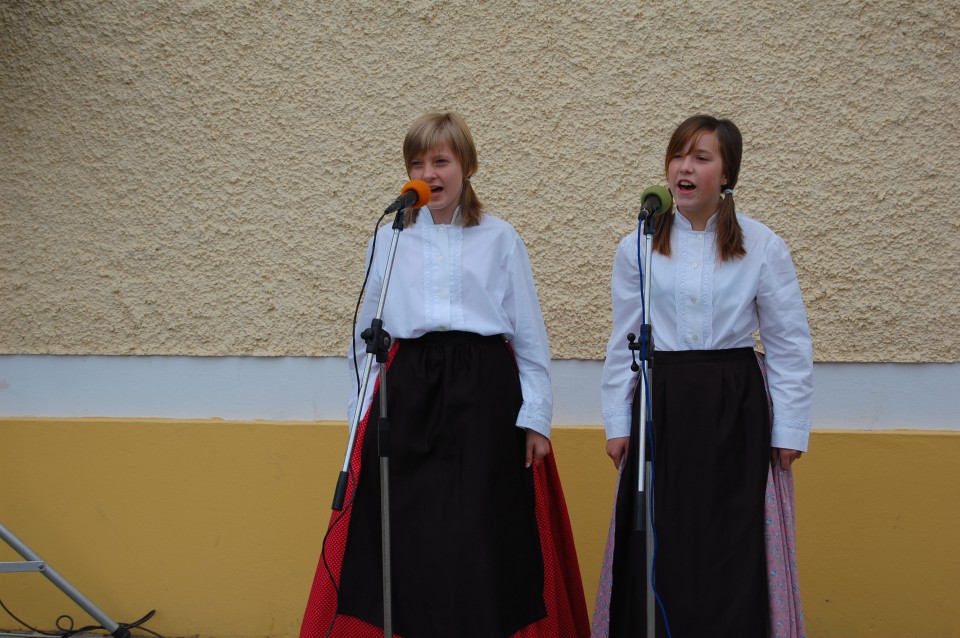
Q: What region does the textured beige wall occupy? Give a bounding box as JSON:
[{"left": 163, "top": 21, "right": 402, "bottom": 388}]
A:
[{"left": 2, "top": 0, "right": 958, "bottom": 361}]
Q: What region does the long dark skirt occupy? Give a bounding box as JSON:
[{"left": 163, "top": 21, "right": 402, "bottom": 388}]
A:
[
  {"left": 607, "top": 347, "right": 771, "bottom": 637},
  {"left": 302, "top": 331, "right": 573, "bottom": 638}
]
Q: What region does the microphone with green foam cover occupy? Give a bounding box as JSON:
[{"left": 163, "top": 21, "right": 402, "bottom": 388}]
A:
[{"left": 639, "top": 185, "right": 673, "bottom": 219}]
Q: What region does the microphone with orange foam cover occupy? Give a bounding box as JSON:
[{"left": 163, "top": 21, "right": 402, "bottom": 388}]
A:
[{"left": 384, "top": 180, "right": 432, "bottom": 213}]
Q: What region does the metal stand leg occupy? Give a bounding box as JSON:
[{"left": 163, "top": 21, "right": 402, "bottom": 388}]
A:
[{"left": 0, "top": 521, "right": 131, "bottom": 638}]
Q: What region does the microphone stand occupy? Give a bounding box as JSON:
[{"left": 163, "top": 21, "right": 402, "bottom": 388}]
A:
[
  {"left": 332, "top": 208, "right": 408, "bottom": 638},
  {"left": 626, "top": 205, "right": 658, "bottom": 638},
  {"left": 0, "top": 522, "right": 131, "bottom": 638}
]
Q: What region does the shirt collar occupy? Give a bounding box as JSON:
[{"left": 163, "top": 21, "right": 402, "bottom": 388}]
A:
[
  {"left": 673, "top": 208, "right": 719, "bottom": 232},
  {"left": 419, "top": 205, "right": 462, "bottom": 226}
]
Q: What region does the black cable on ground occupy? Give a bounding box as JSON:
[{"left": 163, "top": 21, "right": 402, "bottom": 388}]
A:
[{"left": 0, "top": 598, "right": 165, "bottom": 638}]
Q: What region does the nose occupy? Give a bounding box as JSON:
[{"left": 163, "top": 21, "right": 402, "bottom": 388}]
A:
[{"left": 678, "top": 155, "right": 694, "bottom": 173}]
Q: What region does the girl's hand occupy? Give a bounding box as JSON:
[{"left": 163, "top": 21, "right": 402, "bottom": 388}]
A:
[
  {"left": 525, "top": 429, "right": 551, "bottom": 468},
  {"left": 606, "top": 436, "right": 630, "bottom": 469},
  {"left": 772, "top": 447, "right": 803, "bottom": 471}
]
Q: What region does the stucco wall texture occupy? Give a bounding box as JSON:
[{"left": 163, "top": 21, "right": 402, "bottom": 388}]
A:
[{"left": 2, "top": 1, "right": 958, "bottom": 361}]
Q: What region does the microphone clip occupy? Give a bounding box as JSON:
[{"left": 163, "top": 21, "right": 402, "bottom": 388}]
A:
[
  {"left": 362, "top": 318, "right": 393, "bottom": 364},
  {"left": 627, "top": 327, "right": 654, "bottom": 371}
]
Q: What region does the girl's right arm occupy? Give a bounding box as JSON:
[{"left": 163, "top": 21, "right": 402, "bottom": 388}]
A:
[{"left": 601, "top": 233, "right": 644, "bottom": 455}]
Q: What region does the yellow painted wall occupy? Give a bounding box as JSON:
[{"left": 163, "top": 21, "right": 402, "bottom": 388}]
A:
[{"left": 1, "top": 419, "right": 958, "bottom": 637}]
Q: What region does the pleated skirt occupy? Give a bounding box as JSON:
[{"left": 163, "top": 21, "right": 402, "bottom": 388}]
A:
[{"left": 300, "top": 331, "right": 590, "bottom": 638}]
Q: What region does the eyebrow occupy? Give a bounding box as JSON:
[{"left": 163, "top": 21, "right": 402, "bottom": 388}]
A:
[{"left": 685, "top": 143, "right": 716, "bottom": 156}]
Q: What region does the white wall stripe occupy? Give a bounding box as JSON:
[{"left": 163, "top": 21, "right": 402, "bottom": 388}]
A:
[{"left": 0, "top": 355, "right": 957, "bottom": 430}]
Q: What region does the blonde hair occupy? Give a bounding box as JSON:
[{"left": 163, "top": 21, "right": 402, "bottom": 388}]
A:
[
  {"left": 402, "top": 111, "right": 483, "bottom": 227},
  {"left": 654, "top": 114, "right": 745, "bottom": 261}
]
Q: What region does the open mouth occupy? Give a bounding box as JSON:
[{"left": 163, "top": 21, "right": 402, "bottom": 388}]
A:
[{"left": 677, "top": 180, "right": 695, "bottom": 193}]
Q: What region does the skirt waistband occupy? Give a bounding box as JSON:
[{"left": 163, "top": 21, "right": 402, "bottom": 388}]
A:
[
  {"left": 405, "top": 330, "right": 505, "bottom": 345},
  {"left": 655, "top": 346, "right": 757, "bottom": 365}
]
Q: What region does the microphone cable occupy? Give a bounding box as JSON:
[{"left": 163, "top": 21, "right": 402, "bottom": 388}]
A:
[
  {"left": 318, "top": 468, "right": 360, "bottom": 638},
  {"left": 635, "top": 224, "right": 674, "bottom": 638},
  {"left": 0, "top": 210, "right": 395, "bottom": 638},
  {"left": 0, "top": 598, "right": 165, "bottom": 638},
  {"left": 321, "top": 208, "right": 392, "bottom": 638},
  {"left": 350, "top": 210, "right": 391, "bottom": 391}
]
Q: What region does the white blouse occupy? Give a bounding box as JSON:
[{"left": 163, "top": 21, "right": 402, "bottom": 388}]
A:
[
  {"left": 349, "top": 206, "right": 553, "bottom": 438},
  {"left": 601, "top": 211, "right": 814, "bottom": 451}
]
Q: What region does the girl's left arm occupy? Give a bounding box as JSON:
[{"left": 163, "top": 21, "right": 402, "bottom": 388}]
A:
[
  {"left": 505, "top": 236, "right": 553, "bottom": 441},
  {"left": 756, "top": 235, "right": 814, "bottom": 453}
]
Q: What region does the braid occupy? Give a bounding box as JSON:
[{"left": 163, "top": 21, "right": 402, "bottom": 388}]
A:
[
  {"left": 460, "top": 178, "right": 483, "bottom": 227},
  {"left": 716, "top": 189, "right": 745, "bottom": 260},
  {"left": 652, "top": 207, "right": 675, "bottom": 257},
  {"left": 657, "top": 115, "right": 746, "bottom": 261}
]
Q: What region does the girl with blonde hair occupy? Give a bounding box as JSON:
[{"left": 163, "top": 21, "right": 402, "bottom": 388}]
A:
[{"left": 301, "top": 111, "right": 589, "bottom": 638}]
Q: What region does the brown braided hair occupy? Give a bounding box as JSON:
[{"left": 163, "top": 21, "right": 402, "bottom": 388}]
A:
[{"left": 653, "top": 115, "right": 745, "bottom": 261}]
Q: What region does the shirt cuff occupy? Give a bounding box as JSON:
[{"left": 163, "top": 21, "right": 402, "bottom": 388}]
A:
[
  {"left": 771, "top": 417, "right": 810, "bottom": 452},
  {"left": 602, "top": 405, "right": 632, "bottom": 440},
  {"left": 516, "top": 402, "right": 551, "bottom": 439}
]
